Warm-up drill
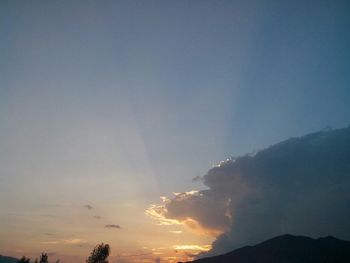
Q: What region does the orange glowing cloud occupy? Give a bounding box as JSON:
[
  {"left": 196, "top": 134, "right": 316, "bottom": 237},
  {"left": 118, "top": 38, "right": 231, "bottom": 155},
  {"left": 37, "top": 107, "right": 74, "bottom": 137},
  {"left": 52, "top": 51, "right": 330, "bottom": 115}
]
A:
[
  {"left": 172, "top": 244, "right": 211, "bottom": 251},
  {"left": 145, "top": 191, "right": 231, "bottom": 237}
]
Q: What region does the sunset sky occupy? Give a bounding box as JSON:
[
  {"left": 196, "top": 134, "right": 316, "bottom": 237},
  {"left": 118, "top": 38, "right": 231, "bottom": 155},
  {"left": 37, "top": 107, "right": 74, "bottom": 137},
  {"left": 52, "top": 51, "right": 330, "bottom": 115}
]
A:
[{"left": 1, "top": 1, "right": 350, "bottom": 263}]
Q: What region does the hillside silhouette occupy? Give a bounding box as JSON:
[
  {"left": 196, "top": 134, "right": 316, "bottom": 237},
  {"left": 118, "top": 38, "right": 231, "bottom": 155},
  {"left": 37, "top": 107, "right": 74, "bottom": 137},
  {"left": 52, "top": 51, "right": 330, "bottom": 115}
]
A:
[
  {"left": 181, "top": 234, "right": 350, "bottom": 263},
  {"left": 0, "top": 255, "right": 18, "bottom": 263}
]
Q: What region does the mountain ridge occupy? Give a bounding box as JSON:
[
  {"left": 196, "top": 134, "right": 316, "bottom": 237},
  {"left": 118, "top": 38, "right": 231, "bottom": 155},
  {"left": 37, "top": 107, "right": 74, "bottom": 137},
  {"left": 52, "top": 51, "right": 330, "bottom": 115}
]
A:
[{"left": 181, "top": 234, "right": 350, "bottom": 263}]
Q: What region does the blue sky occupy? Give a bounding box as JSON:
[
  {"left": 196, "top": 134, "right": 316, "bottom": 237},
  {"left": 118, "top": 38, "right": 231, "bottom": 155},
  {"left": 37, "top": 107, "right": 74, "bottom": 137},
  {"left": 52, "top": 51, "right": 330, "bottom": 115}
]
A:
[{"left": 1, "top": 1, "right": 350, "bottom": 262}]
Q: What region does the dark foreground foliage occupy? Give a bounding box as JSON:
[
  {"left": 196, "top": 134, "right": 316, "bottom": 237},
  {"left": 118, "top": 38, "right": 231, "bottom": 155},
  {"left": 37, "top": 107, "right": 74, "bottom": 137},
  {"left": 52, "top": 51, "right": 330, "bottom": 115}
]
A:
[
  {"left": 86, "top": 244, "right": 110, "bottom": 263},
  {"left": 15, "top": 243, "right": 109, "bottom": 263}
]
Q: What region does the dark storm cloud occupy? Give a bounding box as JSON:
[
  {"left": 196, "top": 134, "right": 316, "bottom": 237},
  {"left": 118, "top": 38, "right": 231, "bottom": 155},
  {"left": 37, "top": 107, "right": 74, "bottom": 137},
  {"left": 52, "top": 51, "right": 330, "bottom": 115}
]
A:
[
  {"left": 162, "top": 191, "right": 230, "bottom": 236},
  {"left": 149, "top": 126, "right": 350, "bottom": 257},
  {"left": 105, "top": 224, "right": 121, "bottom": 229}
]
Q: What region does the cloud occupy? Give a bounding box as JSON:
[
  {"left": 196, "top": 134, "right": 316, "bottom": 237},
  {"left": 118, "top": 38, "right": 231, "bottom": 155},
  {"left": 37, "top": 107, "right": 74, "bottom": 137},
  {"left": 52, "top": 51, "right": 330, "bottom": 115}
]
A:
[
  {"left": 172, "top": 245, "right": 211, "bottom": 251},
  {"left": 105, "top": 224, "right": 121, "bottom": 229},
  {"left": 40, "top": 241, "right": 59, "bottom": 245},
  {"left": 64, "top": 239, "right": 89, "bottom": 246},
  {"left": 147, "top": 126, "right": 350, "bottom": 257},
  {"left": 41, "top": 238, "right": 88, "bottom": 247},
  {"left": 83, "top": 204, "right": 93, "bottom": 210},
  {"left": 169, "top": 230, "right": 182, "bottom": 234},
  {"left": 192, "top": 176, "right": 203, "bottom": 182},
  {"left": 146, "top": 191, "right": 230, "bottom": 236},
  {"left": 64, "top": 239, "right": 83, "bottom": 244}
]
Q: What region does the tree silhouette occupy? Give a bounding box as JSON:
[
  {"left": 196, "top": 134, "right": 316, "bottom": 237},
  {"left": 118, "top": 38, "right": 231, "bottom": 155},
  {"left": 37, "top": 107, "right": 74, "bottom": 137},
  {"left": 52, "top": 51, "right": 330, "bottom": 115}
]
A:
[
  {"left": 86, "top": 243, "right": 110, "bottom": 263},
  {"left": 18, "top": 256, "right": 30, "bottom": 263},
  {"left": 39, "top": 253, "right": 48, "bottom": 263},
  {"left": 17, "top": 253, "right": 59, "bottom": 263}
]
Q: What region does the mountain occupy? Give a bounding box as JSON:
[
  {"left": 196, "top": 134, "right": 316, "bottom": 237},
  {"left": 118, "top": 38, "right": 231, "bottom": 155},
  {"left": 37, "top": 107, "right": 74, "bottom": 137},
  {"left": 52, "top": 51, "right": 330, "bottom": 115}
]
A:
[
  {"left": 183, "top": 234, "right": 350, "bottom": 263},
  {"left": 0, "top": 255, "right": 18, "bottom": 263}
]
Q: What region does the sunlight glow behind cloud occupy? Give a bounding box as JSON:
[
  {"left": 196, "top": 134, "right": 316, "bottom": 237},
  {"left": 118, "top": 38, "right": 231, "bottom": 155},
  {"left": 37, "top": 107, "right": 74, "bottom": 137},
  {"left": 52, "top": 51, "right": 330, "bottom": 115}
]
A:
[
  {"left": 145, "top": 205, "right": 182, "bottom": 226},
  {"left": 146, "top": 191, "right": 230, "bottom": 237},
  {"left": 148, "top": 127, "right": 350, "bottom": 258},
  {"left": 173, "top": 245, "right": 211, "bottom": 251}
]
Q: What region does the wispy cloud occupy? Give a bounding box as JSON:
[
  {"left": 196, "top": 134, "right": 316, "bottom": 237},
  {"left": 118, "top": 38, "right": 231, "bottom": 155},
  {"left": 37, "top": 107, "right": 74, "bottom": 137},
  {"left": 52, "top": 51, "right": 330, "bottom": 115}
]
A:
[
  {"left": 64, "top": 238, "right": 86, "bottom": 244},
  {"left": 169, "top": 230, "right": 182, "bottom": 234},
  {"left": 40, "top": 241, "right": 59, "bottom": 245},
  {"left": 40, "top": 238, "right": 88, "bottom": 246},
  {"left": 145, "top": 202, "right": 182, "bottom": 226},
  {"left": 192, "top": 176, "right": 203, "bottom": 182},
  {"left": 173, "top": 245, "right": 211, "bottom": 251},
  {"left": 105, "top": 224, "right": 121, "bottom": 229},
  {"left": 83, "top": 204, "right": 93, "bottom": 210},
  {"left": 63, "top": 238, "right": 90, "bottom": 247}
]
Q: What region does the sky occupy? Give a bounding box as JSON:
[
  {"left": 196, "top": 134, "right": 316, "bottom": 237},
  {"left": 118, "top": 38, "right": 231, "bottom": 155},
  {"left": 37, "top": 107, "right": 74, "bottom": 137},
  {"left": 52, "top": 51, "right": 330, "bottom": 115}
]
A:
[{"left": 1, "top": 1, "right": 350, "bottom": 263}]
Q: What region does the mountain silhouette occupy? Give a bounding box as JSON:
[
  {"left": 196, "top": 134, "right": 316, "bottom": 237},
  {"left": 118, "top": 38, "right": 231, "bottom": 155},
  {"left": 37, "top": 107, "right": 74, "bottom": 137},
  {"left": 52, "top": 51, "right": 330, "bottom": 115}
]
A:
[
  {"left": 0, "top": 255, "right": 18, "bottom": 263},
  {"left": 182, "top": 234, "right": 350, "bottom": 263}
]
